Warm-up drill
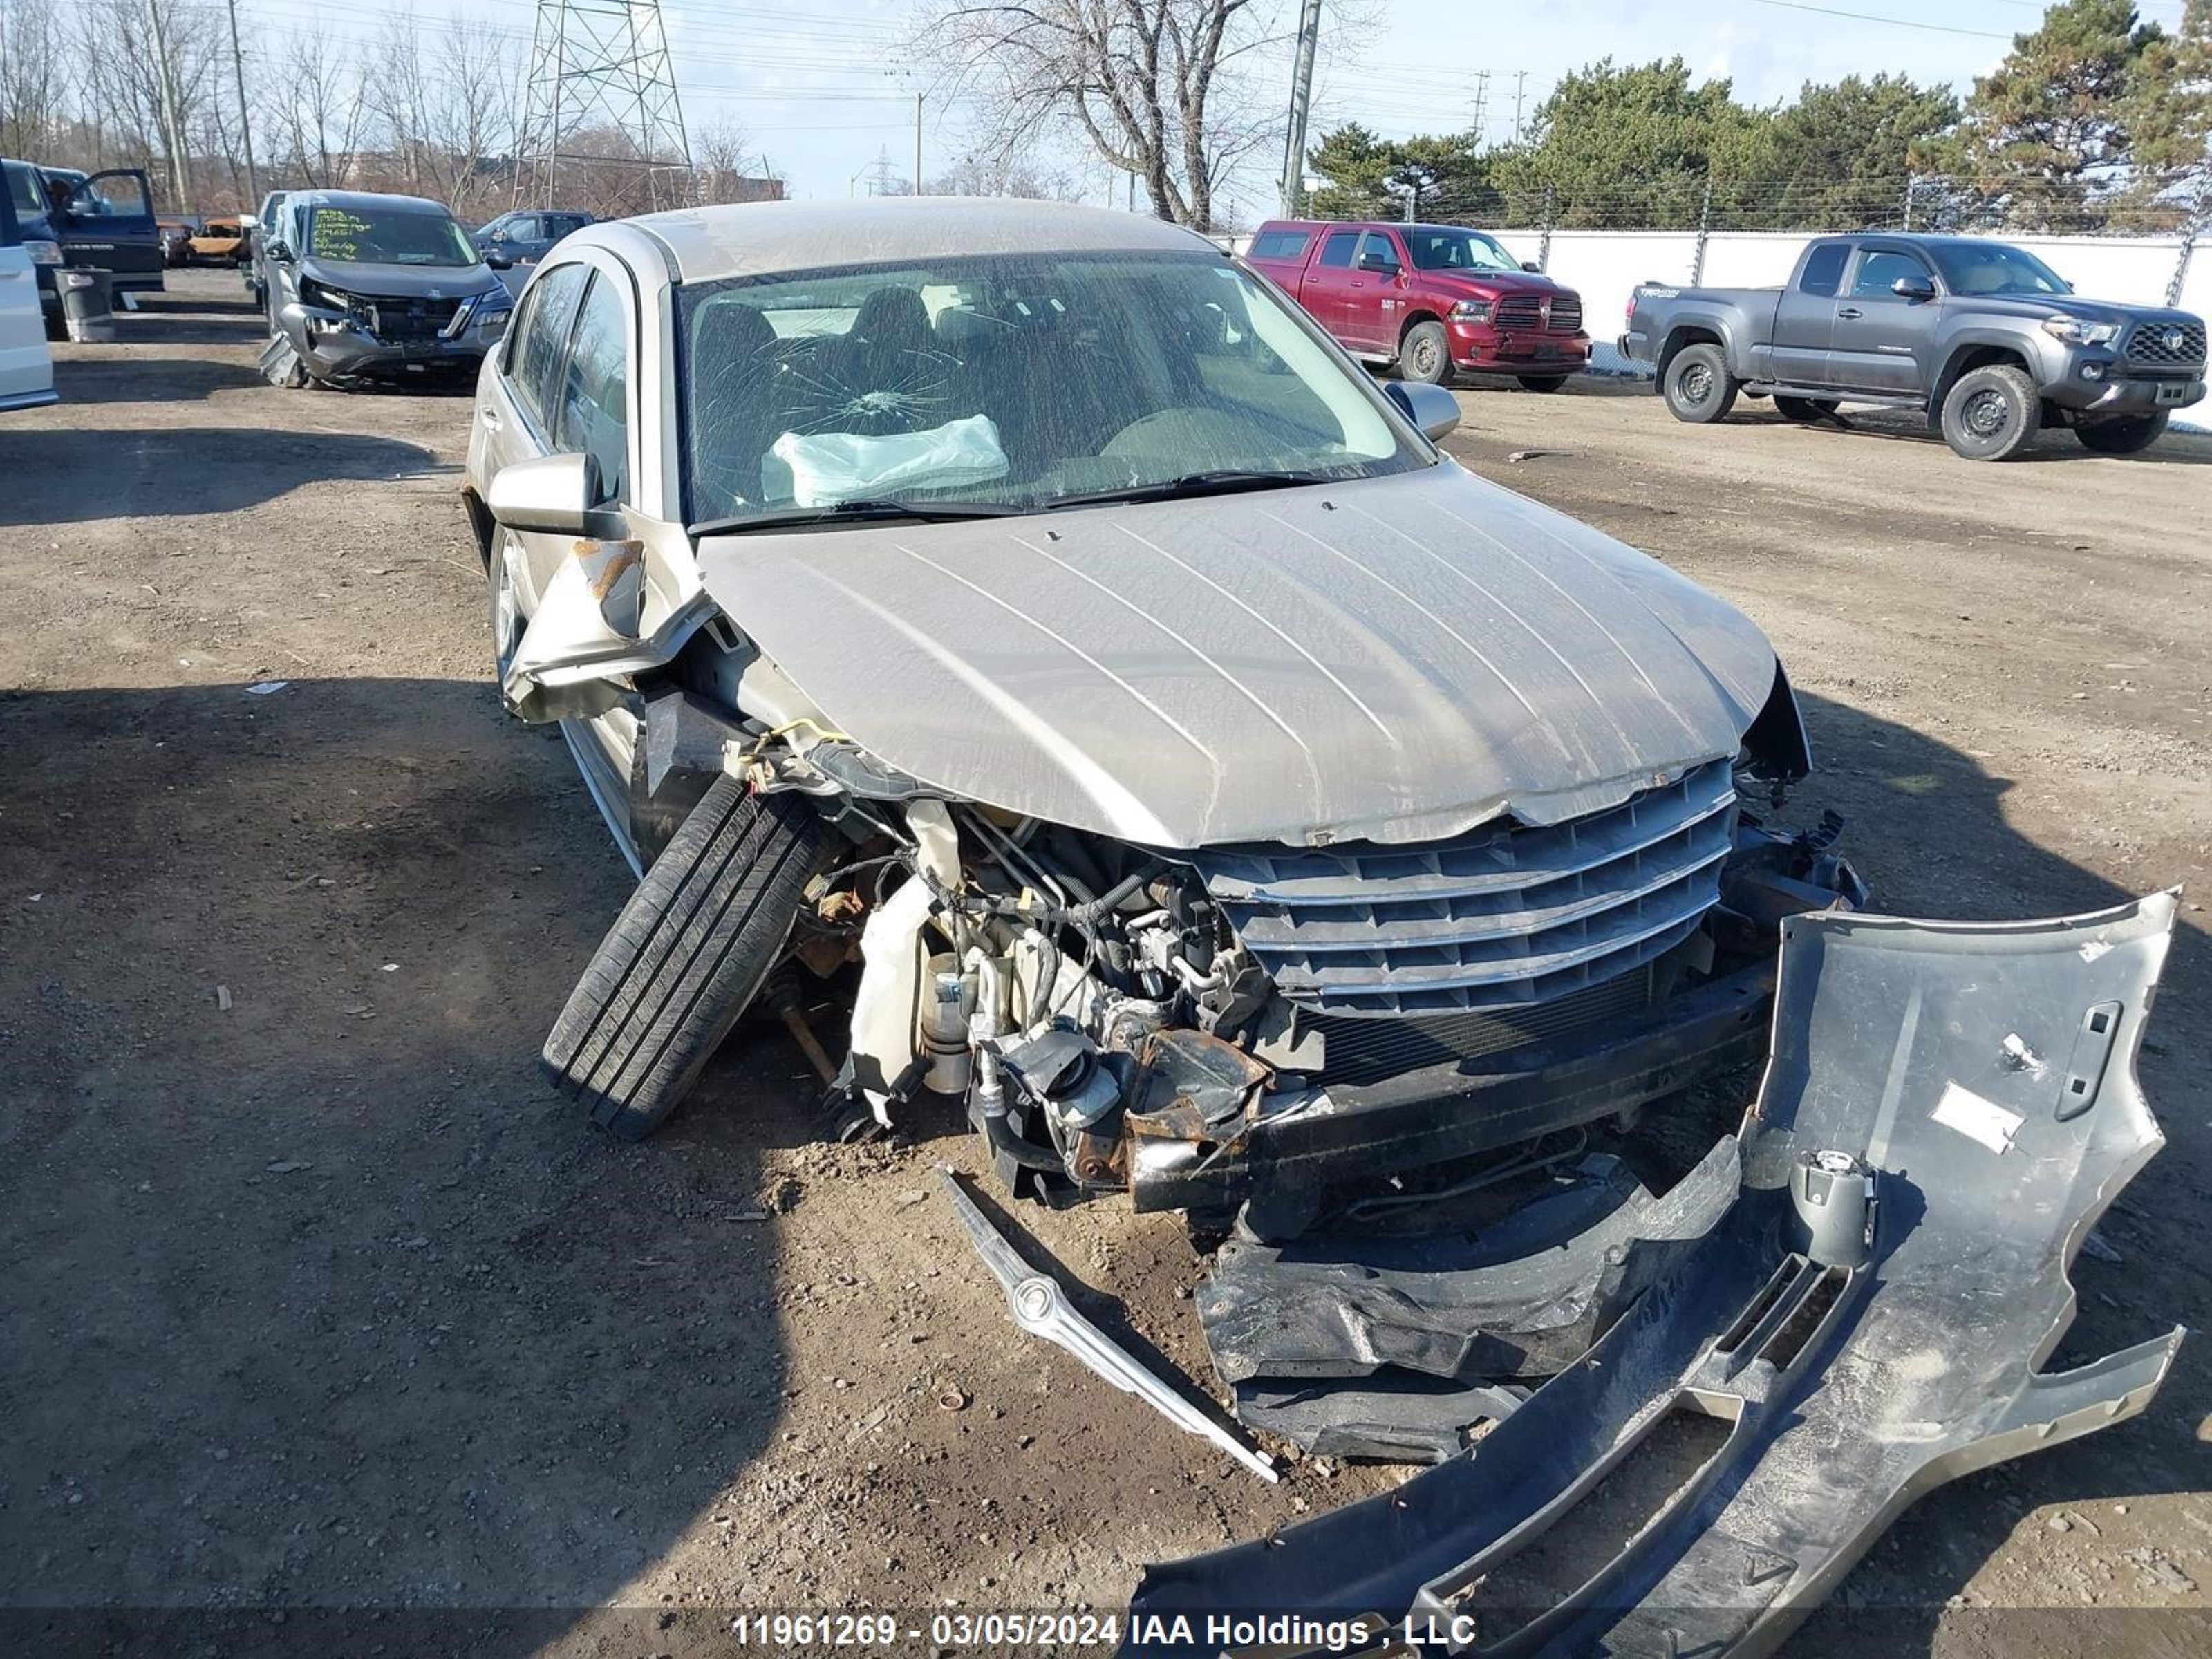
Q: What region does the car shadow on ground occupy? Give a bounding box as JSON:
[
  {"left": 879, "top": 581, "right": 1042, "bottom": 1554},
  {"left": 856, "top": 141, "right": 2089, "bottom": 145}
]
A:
[
  {"left": 0, "top": 678, "right": 2202, "bottom": 1654},
  {"left": 0, "top": 427, "right": 443, "bottom": 524},
  {"left": 1732, "top": 402, "right": 2212, "bottom": 466},
  {"left": 0, "top": 675, "right": 812, "bottom": 1657},
  {"left": 51, "top": 355, "right": 266, "bottom": 404}
]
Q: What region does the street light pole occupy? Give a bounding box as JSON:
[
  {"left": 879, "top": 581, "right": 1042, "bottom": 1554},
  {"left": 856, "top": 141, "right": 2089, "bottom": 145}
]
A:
[{"left": 225, "top": 0, "right": 259, "bottom": 206}]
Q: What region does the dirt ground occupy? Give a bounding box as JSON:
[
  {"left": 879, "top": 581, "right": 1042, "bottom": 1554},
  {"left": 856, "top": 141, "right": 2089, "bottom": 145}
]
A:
[{"left": 4, "top": 272, "right": 2211, "bottom": 1656}]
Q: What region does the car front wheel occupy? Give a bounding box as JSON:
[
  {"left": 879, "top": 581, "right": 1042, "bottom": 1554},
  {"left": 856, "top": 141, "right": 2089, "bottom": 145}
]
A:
[
  {"left": 1939, "top": 364, "right": 2041, "bottom": 460},
  {"left": 1398, "top": 320, "right": 1454, "bottom": 386},
  {"left": 2074, "top": 411, "right": 2170, "bottom": 455},
  {"left": 542, "top": 777, "right": 829, "bottom": 1141}
]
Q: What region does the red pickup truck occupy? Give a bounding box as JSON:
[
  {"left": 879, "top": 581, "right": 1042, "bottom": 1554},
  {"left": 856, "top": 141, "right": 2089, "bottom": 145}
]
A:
[{"left": 1248, "top": 220, "right": 1591, "bottom": 391}]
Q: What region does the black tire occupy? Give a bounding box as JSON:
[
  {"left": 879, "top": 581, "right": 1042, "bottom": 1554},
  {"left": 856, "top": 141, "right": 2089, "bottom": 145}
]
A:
[
  {"left": 544, "top": 776, "right": 829, "bottom": 1140},
  {"left": 1398, "top": 319, "right": 1454, "bottom": 386},
  {"left": 1939, "top": 364, "right": 2041, "bottom": 461},
  {"left": 1662, "top": 342, "right": 1736, "bottom": 424},
  {"left": 2075, "top": 411, "right": 2170, "bottom": 455},
  {"left": 1773, "top": 395, "right": 1837, "bottom": 422},
  {"left": 1517, "top": 374, "right": 1571, "bottom": 393}
]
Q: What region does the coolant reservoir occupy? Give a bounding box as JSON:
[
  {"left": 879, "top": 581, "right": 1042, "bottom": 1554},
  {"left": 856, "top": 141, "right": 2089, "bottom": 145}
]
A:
[{"left": 921, "top": 953, "right": 978, "bottom": 1094}]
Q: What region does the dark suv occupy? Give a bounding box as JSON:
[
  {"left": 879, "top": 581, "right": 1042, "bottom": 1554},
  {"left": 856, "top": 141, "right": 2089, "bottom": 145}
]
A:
[
  {"left": 472, "top": 209, "right": 594, "bottom": 270},
  {"left": 3, "top": 159, "right": 162, "bottom": 335},
  {"left": 259, "top": 189, "right": 514, "bottom": 389}
]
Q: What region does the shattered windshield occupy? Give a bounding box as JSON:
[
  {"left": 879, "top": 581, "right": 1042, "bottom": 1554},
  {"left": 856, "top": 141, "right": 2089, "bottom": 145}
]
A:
[
  {"left": 1406, "top": 229, "right": 1518, "bottom": 272},
  {"left": 677, "top": 250, "right": 1426, "bottom": 525},
  {"left": 1929, "top": 241, "right": 2071, "bottom": 297},
  {"left": 307, "top": 207, "right": 478, "bottom": 268}
]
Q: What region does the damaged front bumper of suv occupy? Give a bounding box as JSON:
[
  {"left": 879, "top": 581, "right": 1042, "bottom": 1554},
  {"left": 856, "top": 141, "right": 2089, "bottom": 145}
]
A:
[{"left": 1127, "top": 892, "right": 2184, "bottom": 1656}]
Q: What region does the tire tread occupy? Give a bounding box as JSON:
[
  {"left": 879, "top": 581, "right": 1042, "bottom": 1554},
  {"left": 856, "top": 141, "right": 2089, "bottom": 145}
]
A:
[{"left": 542, "top": 777, "right": 826, "bottom": 1139}]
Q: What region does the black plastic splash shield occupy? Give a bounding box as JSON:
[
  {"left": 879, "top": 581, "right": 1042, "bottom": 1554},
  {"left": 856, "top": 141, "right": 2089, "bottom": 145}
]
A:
[{"left": 1127, "top": 894, "right": 2184, "bottom": 1658}]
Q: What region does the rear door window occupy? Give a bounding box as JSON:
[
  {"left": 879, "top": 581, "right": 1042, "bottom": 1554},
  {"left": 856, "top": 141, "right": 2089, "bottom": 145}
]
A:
[
  {"left": 1797, "top": 243, "right": 1848, "bottom": 298},
  {"left": 552, "top": 273, "right": 630, "bottom": 503},
  {"left": 507, "top": 261, "right": 588, "bottom": 429},
  {"left": 1318, "top": 230, "right": 1359, "bottom": 269}
]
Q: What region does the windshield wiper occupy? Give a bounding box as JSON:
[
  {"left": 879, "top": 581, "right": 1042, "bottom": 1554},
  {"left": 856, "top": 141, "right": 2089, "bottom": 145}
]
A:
[
  {"left": 693, "top": 498, "right": 1026, "bottom": 536},
  {"left": 1044, "top": 469, "right": 1335, "bottom": 511}
]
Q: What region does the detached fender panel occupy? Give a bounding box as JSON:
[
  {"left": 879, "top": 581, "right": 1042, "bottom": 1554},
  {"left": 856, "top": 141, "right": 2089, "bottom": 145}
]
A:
[{"left": 1129, "top": 892, "right": 2182, "bottom": 1656}]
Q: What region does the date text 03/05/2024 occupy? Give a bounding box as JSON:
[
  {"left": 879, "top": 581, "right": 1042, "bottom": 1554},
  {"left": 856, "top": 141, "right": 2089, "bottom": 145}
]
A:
[{"left": 729, "top": 1611, "right": 1471, "bottom": 1651}]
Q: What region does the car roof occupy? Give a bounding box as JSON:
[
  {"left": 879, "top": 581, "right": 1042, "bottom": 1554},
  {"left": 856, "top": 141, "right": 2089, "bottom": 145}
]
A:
[
  {"left": 289, "top": 189, "right": 455, "bottom": 217},
  {"left": 622, "top": 196, "right": 1219, "bottom": 285}
]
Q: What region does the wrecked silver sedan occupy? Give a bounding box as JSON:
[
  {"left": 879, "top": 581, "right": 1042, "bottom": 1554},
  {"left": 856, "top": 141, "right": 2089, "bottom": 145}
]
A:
[{"left": 461, "top": 199, "right": 1858, "bottom": 1235}]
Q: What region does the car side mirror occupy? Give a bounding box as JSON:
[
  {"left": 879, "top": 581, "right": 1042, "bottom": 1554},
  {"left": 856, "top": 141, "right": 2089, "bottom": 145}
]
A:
[
  {"left": 1893, "top": 275, "right": 1936, "bottom": 301},
  {"left": 484, "top": 247, "right": 515, "bottom": 270},
  {"left": 1357, "top": 251, "right": 1396, "bottom": 274},
  {"left": 1521, "top": 260, "right": 1542, "bottom": 272},
  {"left": 488, "top": 451, "right": 625, "bottom": 538},
  {"left": 1385, "top": 379, "right": 1461, "bottom": 442},
  {"left": 266, "top": 241, "right": 292, "bottom": 262}
]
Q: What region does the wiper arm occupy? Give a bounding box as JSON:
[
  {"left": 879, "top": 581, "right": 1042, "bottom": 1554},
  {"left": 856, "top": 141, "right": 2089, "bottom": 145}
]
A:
[
  {"left": 1044, "top": 469, "right": 1335, "bottom": 511},
  {"left": 692, "top": 498, "right": 1026, "bottom": 536}
]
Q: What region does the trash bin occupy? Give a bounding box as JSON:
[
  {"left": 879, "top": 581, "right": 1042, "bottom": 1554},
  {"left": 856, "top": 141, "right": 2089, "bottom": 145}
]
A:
[{"left": 60, "top": 267, "right": 116, "bottom": 344}]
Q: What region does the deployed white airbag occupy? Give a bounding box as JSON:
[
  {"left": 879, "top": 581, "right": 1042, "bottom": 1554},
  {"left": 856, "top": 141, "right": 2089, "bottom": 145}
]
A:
[{"left": 771, "top": 414, "right": 1009, "bottom": 508}]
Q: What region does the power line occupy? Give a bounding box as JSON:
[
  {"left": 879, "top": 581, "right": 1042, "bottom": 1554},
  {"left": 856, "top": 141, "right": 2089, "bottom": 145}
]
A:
[{"left": 1745, "top": 1, "right": 2012, "bottom": 40}]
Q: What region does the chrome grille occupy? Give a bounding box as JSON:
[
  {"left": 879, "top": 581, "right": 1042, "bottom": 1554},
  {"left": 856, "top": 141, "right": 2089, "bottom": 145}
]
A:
[
  {"left": 2126, "top": 319, "right": 2206, "bottom": 368},
  {"left": 1493, "top": 294, "right": 1543, "bottom": 331},
  {"left": 1196, "top": 759, "right": 1738, "bottom": 1018},
  {"left": 1313, "top": 966, "right": 1658, "bottom": 1086},
  {"left": 1493, "top": 293, "right": 1582, "bottom": 334}
]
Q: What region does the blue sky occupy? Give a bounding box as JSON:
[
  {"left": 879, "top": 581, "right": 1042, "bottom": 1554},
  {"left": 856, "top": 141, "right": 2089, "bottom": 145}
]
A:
[
  {"left": 304, "top": 1, "right": 2193, "bottom": 209},
  {"left": 656, "top": 0, "right": 2193, "bottom": 209}
]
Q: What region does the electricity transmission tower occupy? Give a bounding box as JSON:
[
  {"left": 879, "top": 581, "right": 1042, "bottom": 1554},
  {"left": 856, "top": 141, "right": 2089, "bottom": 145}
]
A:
[{"left": 516, "top": 0, "right": 697, "bottom": 212}]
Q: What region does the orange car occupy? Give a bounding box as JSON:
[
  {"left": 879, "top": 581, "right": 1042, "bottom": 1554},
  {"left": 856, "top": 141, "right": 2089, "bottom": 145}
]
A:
[{"left": 187, "top": 216, "right": 247, "bottom": 263}]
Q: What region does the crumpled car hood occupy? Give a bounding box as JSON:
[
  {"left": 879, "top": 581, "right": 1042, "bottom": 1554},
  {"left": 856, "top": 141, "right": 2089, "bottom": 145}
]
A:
[
  {"left": 696, "top": 461, "right": 1778, "bottom": 848},
  {"left": 299, "top": 256, "right": 503, "bottom": 300}
]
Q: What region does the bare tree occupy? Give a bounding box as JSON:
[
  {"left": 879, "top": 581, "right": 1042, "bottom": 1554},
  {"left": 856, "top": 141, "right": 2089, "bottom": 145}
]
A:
[
  {"left": 274, "top": 31, "right": 367, "bottom": 190},
  {"left": 693, "top": 120, "right": 785, "bottom": 203},
  {"left": 917, "top": 0, "right": 1286, "bottom": 228},
  {"left": 362, "top": 14, "right": 524, "bottom": 221},
  {"left": 0, "top": 0, "right": 75, "bottom": 160},
  {"left": 928, "top": 151, "right": 1089, "bottom": 200}
]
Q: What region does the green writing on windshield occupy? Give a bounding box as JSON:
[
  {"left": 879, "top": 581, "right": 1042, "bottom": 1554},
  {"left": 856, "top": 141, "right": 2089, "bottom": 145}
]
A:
[{"left": 310, "top": 210, "right": 375, "bottom": 261}]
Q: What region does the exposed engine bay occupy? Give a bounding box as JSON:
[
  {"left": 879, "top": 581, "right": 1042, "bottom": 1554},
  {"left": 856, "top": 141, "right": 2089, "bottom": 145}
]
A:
[{"left": 679, "top": 676, "right": 1862, "bottom": 1231}]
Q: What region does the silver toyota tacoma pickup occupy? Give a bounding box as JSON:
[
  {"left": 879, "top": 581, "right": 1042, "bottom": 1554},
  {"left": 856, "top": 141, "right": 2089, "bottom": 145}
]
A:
[
  {"left": 1622, "top": 232, "right": 2206, "bottom": 460},
  {"left": 463, "top": 198, "right": 1862, "bottom": 1235}
]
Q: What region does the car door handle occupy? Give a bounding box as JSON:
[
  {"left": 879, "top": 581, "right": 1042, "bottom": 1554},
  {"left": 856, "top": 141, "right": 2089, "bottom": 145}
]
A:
[
  {"left": 479, "top": 406, "right": 502, "bottom": 431},
  {"left": 1837, "top": 306, "right": 1864, "bottom": 319}
]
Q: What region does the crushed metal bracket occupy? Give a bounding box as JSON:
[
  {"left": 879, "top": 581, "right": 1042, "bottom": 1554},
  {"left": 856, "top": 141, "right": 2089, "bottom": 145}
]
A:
[
  {"left": 1130, "top": 893, "right": 2184, "bottom": 1655},
  {"left": 939, "top": 1168, "right": 1277, "bottom": 1483}
]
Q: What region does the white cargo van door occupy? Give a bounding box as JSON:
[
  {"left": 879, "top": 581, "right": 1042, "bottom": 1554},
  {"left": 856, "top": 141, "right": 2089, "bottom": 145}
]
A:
[{"left": 0, "top": 187, "right": 57, "bottom": 411}]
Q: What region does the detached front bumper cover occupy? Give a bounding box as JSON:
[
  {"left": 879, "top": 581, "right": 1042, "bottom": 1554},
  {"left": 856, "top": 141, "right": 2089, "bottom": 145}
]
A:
[{"left": 1130, "top": 892, "right": 2184, "bottom": 1657}]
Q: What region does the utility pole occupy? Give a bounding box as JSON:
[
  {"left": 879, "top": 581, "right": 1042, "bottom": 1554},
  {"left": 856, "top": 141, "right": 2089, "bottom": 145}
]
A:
[
  {"left": 1277, "top": 0, "right": 1322, "bottom": 218},
  {"left": 913, "top": 93, "right": 924, "bottom": 196},
  {"left": 144, "top": 0, "right": 191, "bottom": 211},
  {"left": 225, "top": 0, "right": 259, "bottom": 207},
  {"left": 518, "top": 1, "right": 696, "bottom": 211},
  {"left": 1471, "top": 71, "right": 1490, "bottom": 149},
  {"left": 1513, "top": 71, "right": 1528, "bottom": 142}
]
